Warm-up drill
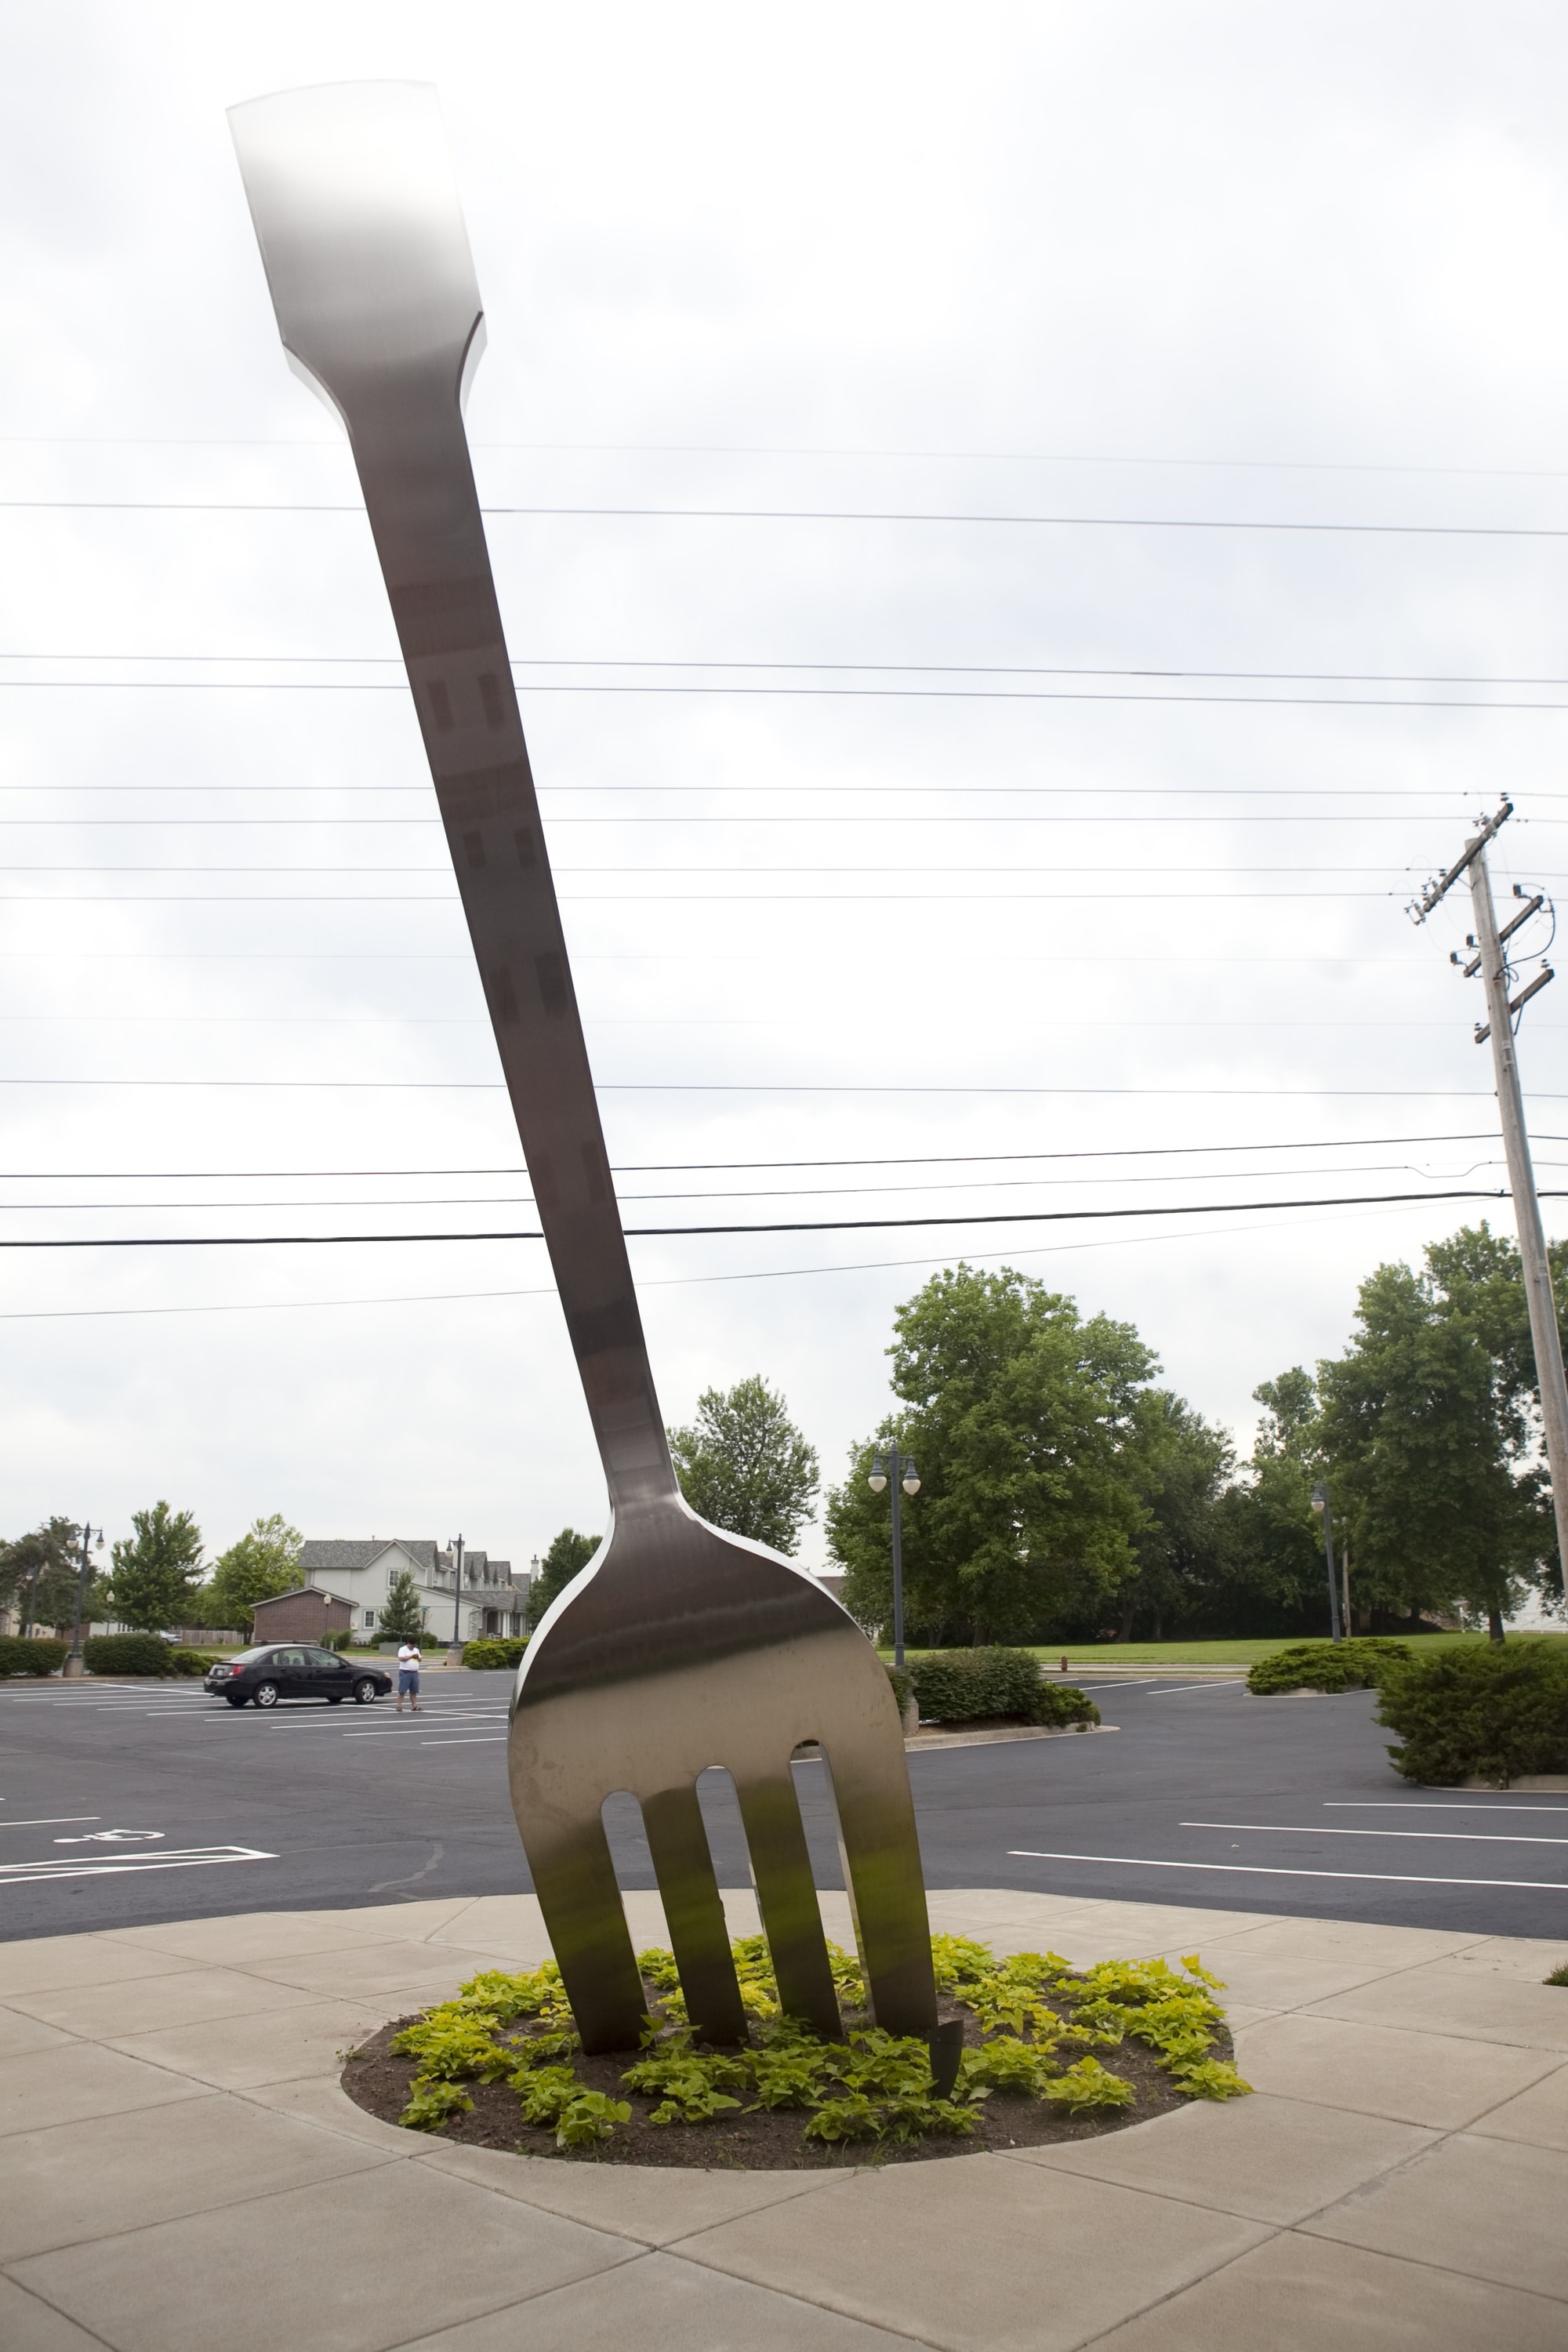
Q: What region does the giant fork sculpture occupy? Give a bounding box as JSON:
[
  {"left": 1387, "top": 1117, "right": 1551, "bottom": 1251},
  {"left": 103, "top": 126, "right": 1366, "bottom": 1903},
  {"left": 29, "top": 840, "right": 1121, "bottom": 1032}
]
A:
[{"left": 231, "top": 81, "right": 952, "bottom": 2070}]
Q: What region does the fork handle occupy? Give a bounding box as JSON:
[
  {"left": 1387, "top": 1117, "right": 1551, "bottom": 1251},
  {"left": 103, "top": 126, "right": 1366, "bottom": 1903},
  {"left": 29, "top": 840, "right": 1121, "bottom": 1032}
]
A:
[{"left": 230, "top": 82, "right": 678, "bottom": 1517}]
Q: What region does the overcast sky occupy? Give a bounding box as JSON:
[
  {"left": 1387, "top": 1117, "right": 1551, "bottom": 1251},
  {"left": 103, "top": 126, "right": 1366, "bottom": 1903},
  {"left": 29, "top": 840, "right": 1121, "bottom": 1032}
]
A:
[{"left": 2, "top": 1, "right": 1567, "bottom": 1577}]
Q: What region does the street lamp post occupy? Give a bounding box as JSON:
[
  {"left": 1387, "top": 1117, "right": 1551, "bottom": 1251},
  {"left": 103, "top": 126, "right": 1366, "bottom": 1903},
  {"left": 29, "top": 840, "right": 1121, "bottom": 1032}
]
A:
[
  {"left": 62, "top": 1520, "right": 104, "bottom": 1679},
  {"left": 445, "top": 1534, "right": 465, "bottom": 1667},
  {"left": 867, "top": 1446, "right": 920, "bottom": 1668},
  {"left": 1310, "top": 1483, "right": 1343, "bottom": 1643}
]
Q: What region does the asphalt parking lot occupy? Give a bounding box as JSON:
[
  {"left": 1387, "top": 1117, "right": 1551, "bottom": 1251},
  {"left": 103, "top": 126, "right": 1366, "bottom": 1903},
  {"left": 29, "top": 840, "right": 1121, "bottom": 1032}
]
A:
[{"left": 1, "top": 1668, "right": 1564, "bottom": 1946}]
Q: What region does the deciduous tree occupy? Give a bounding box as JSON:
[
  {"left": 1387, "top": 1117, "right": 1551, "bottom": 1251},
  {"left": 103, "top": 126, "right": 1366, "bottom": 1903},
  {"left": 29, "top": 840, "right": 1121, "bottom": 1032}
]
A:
[
  {"left": 105, "top": 1502, "right": 204, "bottom": 1632},
  {"left": 528, "top": 1527, "right": 600, "bottom": 1626},
  {"left": 826, "top": 1265, "right": 1156, "bottom": 1642},
  {"left": 668, "top": 1375, "right": 818, "bottom": 1553},
  {"left": 206, "top": 1514, "right": 303, "bottom": 1636}
]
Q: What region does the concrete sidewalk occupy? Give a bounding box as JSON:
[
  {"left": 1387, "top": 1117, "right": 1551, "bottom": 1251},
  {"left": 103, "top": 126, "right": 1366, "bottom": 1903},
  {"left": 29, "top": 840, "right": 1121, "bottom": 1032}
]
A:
[{"left": 0, "top": 1887, "right": 1565, "bottom": 2350}]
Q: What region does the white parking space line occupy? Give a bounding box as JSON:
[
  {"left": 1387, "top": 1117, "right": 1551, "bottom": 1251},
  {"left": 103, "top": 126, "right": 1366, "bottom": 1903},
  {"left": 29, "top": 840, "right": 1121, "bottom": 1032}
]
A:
[
  {"left": 1142, "top": 1683, "right": 1247, "bottom": 1696},
  {"left": 0, "top": 1844, "right": 274, "bottom": 1884},
  {"left": 419, "top": 1736, "right": 507, "bottom": 1746},
  {"left": 0, "top": 1817, "right": 100, "bottom": 1829},
  {"left": 1008, "top": 1849, "right": 1568, "bottom": 1892},
  {"left": 1184, "top": 1820, "right": 1568, "bottom": 1846},
  {"left": 1326, "top": 1800, "right": 1568, "bottom": 1817}
]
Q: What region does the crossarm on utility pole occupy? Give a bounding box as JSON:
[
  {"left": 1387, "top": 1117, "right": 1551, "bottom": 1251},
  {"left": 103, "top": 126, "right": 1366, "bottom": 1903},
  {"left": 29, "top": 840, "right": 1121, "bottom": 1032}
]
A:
[{"left": 1468, "top": 844, "right": 1568, "bottom": 1591}]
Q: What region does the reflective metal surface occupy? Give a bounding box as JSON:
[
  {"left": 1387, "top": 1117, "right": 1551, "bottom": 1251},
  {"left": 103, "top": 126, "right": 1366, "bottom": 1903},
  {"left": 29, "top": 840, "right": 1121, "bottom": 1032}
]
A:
[{"left": 230, "top": 82, "right": 940, "bottom": 2059}]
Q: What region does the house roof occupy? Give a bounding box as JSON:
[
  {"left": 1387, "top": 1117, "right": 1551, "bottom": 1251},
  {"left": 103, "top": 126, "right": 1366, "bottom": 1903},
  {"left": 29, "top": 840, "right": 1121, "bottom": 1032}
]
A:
[
  {"left": 299, "top": 1539, "right": 437, "bottom": 1574},
  {"left": 252, "top": 1585, "right": 357, "bottom": 1609}
]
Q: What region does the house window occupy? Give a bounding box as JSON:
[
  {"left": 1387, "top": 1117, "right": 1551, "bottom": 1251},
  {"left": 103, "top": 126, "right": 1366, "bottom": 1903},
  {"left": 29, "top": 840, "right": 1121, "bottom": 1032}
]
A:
[{"left": 363, "top": 1610, "right": 376, "bottom": 1628}]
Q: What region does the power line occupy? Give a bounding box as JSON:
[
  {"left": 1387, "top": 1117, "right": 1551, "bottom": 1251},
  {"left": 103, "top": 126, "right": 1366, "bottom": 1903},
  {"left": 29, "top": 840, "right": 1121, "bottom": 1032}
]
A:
[
  {"left": 0, "top": 1132, "right": 1533, "bottom": 1180},
  {"left": 11, "top": 431, "right": 1568, "bottom": 481},
  {"left": 0, "top": 1185, "right": 1537, "bottom": 1249},
  {"left": 12, "top": 497, "right": 1568, "bottom": 543},
  {"left": 8, "top": 678, "right": 1568, "bottom": 710},
  {"left": 0, "top": 1078, "right": 1548, "bottom": 1099}
]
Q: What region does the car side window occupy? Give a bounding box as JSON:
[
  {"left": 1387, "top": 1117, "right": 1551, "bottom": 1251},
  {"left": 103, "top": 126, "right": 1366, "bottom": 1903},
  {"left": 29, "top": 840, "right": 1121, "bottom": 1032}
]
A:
[
  {"left": 307, "top": 1649, "right": 340, "bottom": 1669},
  {"left": 271, "top": 1648, "right": 304, "bottom": 1668}
]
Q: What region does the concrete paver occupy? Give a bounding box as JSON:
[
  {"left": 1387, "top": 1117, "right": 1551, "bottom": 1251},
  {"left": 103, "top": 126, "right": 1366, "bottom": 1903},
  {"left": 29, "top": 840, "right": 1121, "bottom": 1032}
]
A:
[
  {"left": 1301, "top": 2130, "right": 1568, "bottom": 2299},
  {"left": 1231, "top": 2008, "right": 1560, "bottom": 2127},
  {"left": 1009, "top": 2090, "right": 1439, "bottom": 2225},
  {"left": 1081, "top": 2233, "right": 1568, "bottom": 2350},
  {"left": 10, "top": 2160, "right": 634, "bottom": 2352},
  {"left": 678, "top": 2154, "right": 1269, "bottom": 2351},
  {"left": 0, "top": 2094, "right": 397, "bottom": 2260},
  {"left": 393, "top": 2246, "right": 927, "bottom": 2350},
  {"left": 0, "top": 1886, "right": 1562, "bottom": 2350}
]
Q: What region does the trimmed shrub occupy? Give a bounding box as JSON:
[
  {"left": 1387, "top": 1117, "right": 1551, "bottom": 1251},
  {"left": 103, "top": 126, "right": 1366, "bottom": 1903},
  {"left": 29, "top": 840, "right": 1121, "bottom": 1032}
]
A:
[
  {"left": 0, "top": 1636, "right": 67, "bottom": 1677},
  {"left": 884, "top": 1663, "right": 914, "bottom": 1719},
  {"left": 1376, "top": 1642, "right": 1568, "bottom": 1787},
  {"left": 82, "top": 1632, "right": 179, "bottom": 1677},
  {"left": 463, "top": 1637, "right": 529, "bottom": 1671},
  {"left": 169, "top": 1648, "right": 221, "bottom": 1677},
  {"left": 909, "top": 1647, "right": 1099, "bottom": 1728},
  {"left": 1247, "top": 1639, "right": 1410, "bottom": 1696}
]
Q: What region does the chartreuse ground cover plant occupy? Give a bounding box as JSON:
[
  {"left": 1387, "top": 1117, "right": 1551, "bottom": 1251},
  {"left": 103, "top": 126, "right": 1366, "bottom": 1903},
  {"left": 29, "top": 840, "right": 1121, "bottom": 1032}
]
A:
[{"left": 358, "top": 1933, "right": 1247, "bottom": 2165}]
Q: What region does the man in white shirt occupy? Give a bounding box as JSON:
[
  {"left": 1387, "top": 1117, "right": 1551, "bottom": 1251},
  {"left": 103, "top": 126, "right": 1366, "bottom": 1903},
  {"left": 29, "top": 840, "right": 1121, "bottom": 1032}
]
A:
[{"left": 396, "top": 1640, "right": 423, "bottom": 1713}]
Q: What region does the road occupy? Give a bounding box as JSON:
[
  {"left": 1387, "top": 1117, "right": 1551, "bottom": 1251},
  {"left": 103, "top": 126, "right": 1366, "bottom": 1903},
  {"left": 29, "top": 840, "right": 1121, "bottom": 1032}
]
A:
[{"left": 1, "top": 1669, "right": 1565, "bottom": 1946}]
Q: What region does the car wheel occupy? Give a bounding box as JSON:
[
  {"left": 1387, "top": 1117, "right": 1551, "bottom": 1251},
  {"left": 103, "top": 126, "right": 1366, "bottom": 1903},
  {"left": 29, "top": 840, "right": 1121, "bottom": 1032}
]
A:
[
  {"left": 224, "top": 1693, "right": 247, "bottom": 1708},
  {"left": 252, "top": 1682, "right": 281, "bottom": 1708},
  {"left": 353, "top": 1678, "right": 379, "bottom": 1704}
]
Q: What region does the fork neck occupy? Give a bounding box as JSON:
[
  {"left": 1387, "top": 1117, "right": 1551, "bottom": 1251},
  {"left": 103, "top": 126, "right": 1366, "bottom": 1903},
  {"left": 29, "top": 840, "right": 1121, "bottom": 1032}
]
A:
[{"left": 343, "top": 389, "right": 681, "bottom": 1518}]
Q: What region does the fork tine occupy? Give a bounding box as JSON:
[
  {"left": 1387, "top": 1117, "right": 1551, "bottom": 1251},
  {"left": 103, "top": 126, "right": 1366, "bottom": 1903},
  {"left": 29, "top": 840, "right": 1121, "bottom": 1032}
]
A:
[
  {"left": 526, "top": 1815, "right": 648, "bottom": 2054},
  {"left": 818, "top": 1743, "right": 938, "bottom": 2042},
  {"left": 733, "top": 1765, "right": 842, "bottom": 2038},
  {"left": 641, "top": 1782, "right": 749, "bottom": 2045}
]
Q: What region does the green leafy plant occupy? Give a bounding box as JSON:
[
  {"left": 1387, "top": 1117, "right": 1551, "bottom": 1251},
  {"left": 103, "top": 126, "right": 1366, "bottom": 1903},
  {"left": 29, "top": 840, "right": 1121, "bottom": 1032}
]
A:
[
  {"left": 803, "top": 2092, "right": 882, "bottom": 2143},
  {"left": 1247, "top": 1639, "right": 1409, "bottom": 1696},
  {"left": 455, "top": 1964, "right": 568, "bottom": 2023},
  {"left": 514, "top": 2064, "right": 584, "bottom": 2128},
  {"left": 621, "top": 2048, "right": 748, "bottom": 2124},
  {"left": 554, "top": 2090, "right": 632, "bottom": 2147},
  {"left": 1375, "top": 1642, "right": 1568, "bottom": 1785},
  {"left": 1040, "top": 2057, "right": 1137, "bottom": 2113},
  {"left": 1544, "top": 1962, "right": 1568, "bottom": 1987},
  {"left": 390, "top": 2006, "right": 511, "bottom": 2082},
  {"left": 399, "top": 2078, "right": 475, "bottom": 2131},
  {"left": 960, "top": 2035, "right": 1058, "bottom": 2095},
  {"left": 1167, "top": 2058, "right": 1253, "bottom": 2100}
]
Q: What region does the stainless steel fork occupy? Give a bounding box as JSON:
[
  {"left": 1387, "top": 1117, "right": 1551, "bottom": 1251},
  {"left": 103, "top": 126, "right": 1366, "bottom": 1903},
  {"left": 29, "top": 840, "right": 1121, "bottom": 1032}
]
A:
[{"left": 231, "top": 81, "right": 947, "bottom": 2067}]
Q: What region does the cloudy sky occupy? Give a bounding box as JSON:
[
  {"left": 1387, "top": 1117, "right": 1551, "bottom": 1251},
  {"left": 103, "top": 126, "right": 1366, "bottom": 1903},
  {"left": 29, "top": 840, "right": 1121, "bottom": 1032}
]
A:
[{"left": 2, "top": 0, "right": 1567, "bottom": 1578}]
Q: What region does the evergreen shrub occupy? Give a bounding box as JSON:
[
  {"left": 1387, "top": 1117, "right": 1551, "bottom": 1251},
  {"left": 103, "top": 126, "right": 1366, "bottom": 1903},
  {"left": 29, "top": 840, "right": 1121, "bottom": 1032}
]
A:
[
  {"left": 82, "top": 1633, "right": 179, "bottom": 1677},
  {"left": 169, "top": 1648, "right": 220, "bottom": 1676},
  {"left": 1247, "top": 1639, "right": 1410, "bottom": 1696},
  {"left": 1376, "top": 1641, "right": 1568, "bottom": 1786},
  {"left": 909, "top": 1646, "right": 1099, "bottom": 1727},
  {"left": 884, "top": 1662, "right": 914, "bottom": 1717},
  {"left": 0, "top": 1636, "right": 67, "bottom": 1676},
  {"left": 462, "top": 1636, "right": 529, "bottom": 1670}
]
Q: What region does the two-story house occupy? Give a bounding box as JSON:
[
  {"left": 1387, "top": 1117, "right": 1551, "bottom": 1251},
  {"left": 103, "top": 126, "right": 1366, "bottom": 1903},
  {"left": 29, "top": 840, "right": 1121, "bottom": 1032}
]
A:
[{"left": 299, "top": 1538, "right": 528, "bottom": 1642}]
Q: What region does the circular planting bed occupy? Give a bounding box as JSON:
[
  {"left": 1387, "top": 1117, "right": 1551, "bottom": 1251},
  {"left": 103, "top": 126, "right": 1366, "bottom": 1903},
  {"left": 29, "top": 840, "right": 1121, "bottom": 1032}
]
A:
[{"left": 341, "top": 1933, "right": 1249, "bottom": 2169}]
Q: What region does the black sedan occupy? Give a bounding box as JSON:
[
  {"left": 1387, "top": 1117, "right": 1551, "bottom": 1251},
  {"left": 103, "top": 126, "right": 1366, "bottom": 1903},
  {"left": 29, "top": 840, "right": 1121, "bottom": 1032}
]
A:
[{"left": 205, "top": 1645, "right": 391, "bottom": 1709}]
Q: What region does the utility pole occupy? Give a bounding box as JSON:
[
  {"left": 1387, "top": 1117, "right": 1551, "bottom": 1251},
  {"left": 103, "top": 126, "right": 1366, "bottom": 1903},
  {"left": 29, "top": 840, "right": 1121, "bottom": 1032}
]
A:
[
  {"left": 1409, "top": 800, "right": 1568, "bottom": 1599},
  {"left": 1310, "top": 1483, "right": 1343, "bottom": 1642},
  {"left": 63, "top": 1521, "right": 103, "bottom": 1679}
]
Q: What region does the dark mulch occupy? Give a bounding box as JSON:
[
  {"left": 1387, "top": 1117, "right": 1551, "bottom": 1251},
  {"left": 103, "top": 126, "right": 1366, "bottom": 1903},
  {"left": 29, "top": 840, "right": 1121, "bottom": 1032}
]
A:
[{"left": 340, "top": 1989, "right": 1227, "bottom": 2170}]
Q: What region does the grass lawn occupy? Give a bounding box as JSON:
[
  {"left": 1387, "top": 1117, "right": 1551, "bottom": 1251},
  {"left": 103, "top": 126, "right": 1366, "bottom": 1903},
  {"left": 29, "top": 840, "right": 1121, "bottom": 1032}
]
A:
[{"left": 881, "top": 1632, "right": 1568, "bottom": 1668}]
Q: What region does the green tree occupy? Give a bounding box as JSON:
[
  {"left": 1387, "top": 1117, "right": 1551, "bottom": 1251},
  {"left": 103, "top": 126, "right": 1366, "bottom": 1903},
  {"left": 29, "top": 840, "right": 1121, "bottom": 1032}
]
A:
[
  {"left": 206, "top": 1513, "right": 303, "bottom": 1637},
  {"left": 1316, "top": 1249, "right": 1555, "bottom": 1641},
  {"left": 105, "top": 1502, "right": 205, "bottom": 1632},
  {"left": 0, "top": 1517, "right": 93, "bottom": 1635},
  {"left": 378, "top": 1566, "right": 427, "bottom": 1642},
  {"left": 1210, "top": 1370, "right": 1339, "bottom": 1635},
  {"left": 1113, "top": 1392, "right": 1234, "bottom": 1639},
  {"left": 826, "top": 1265, "right": 1156, "bottom": 1642},
  {"left": 528, "top": 1527, "right": 599, "bottom": 1626},
  {"left": 668, "top": 1375, "right": 819, "bottom": 1552}
]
